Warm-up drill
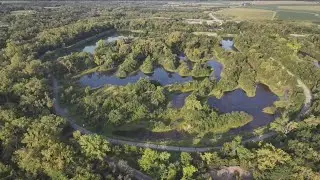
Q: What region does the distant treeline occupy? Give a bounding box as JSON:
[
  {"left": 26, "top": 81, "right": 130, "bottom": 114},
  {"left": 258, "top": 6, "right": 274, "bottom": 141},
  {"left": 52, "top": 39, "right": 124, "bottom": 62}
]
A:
[{"left": 1, "top": 0, "right": 319, "bottom": 1}]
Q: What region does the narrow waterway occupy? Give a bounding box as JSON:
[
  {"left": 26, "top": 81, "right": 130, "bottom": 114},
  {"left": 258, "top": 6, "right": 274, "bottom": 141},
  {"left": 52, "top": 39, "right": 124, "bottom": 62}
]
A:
[
  {"left": 77, "top": 33, "right": 279, "bottom": 136},
  {"left": 170, "top": 84, "right": 279, "bottom": 132},
  {"left": 79, "top": 68, "right": 193, "bottom": 87}
]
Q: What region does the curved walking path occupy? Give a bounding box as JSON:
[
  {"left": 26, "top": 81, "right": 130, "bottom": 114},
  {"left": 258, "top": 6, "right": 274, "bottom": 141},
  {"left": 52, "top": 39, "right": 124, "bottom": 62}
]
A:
[
  {"left": 208, "top": 12, "right": 223, "bottom": 25},
  {"left": 53, "top": 79, "right": 281, "bottom": 152},
  {"left": 49, "top": 33, "right": 312, "bottom": 154},
  {"left": 46, "top": 28, "right": 313, "bottom": 180},
  {"left": 272, "top": 57, "right": 312, "bottom": 120},
  {"left": 52, "top": 79, "right": 152, "bottom": 180},
  {"left": 52, "top": 59, "right": 312, "bottom": 153}
]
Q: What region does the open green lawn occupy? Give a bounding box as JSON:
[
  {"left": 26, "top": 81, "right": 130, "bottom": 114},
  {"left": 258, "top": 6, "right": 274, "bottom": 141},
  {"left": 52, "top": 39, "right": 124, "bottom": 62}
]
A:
[
  {"left": 215, "top": 8, "right": 275, "bottom": 20},
  {"left": 245, "top": 5, "right": 320, "bottom": 22},
  {"left": 278, "top": 6, "right": 320, "bottom": 12},
  {"left": 276, "top": 10, "right": 320, "bottom": 22}
]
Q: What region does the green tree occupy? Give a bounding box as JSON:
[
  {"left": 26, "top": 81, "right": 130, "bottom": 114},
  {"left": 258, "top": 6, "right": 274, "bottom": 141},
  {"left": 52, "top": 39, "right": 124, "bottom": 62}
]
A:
[
  {"left": 177, "top": 61, "right": 191, "bottom": 76},
  {"left": 140, "top": 56, "right": 154, "bottom": 73},
  {"left": 74, "top": 132, "right": 110, "bottom": 161},
  {"left": 138, "top": 148, "right": 159, "bottom": 172},
  {"left": 138, "top": 149, "right": 174, "bottom": 179},
  {"left": 180, "top": 152, "right": 192, "bottom": 165},
  {"left": 270, "top": 116, "right": 298, "bottom": 135},
  {"left": 183, "top": 94, "right": 202, "bottom": 110},
  {"left": 256, "top": 143, "right": 291, "bottom": 171},
  {"left": 182, "top": 165, "right": 197, "bottom": 180},
  {"left": 14, "top": 115, "right": 72, "bottom": 178},
  {"left": 200, "top": 152, "right": 224, "bottom": 168}
]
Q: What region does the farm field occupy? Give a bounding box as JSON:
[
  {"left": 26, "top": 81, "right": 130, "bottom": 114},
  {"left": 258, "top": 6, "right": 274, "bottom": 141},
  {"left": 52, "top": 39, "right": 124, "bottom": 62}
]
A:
[
  {"left": 278, "top": 6, "right": 320, "bottom": 12},
  {"left": 275, "top": 10, "right": 320, "bottom": 22},
  {"left": 215, "top": 8, "right": 275, "bottom": 20},
  {"left": 245, "top": 4, "right": 320, "bottom": 22}
]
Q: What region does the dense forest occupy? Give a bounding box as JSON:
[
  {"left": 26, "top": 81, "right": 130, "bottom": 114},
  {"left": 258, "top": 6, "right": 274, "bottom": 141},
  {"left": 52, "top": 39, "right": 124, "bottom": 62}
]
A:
[{"left": 0, "top": 1, "right": 319, "bottom": 180}]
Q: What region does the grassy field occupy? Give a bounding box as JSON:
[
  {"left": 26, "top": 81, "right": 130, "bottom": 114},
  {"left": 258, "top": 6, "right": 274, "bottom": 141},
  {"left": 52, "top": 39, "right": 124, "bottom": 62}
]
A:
[
  {"left": 215, "top": 8, "right": 275, "bottom": 20},
  {"left": 244, "top": 5, "right": 320, "bottom": 22},
  {"left": 276, "top": 10, "right": 320, "bottom": 22},
  {"left": 278, "top": 6, "right": 320, "bottom": 12}
]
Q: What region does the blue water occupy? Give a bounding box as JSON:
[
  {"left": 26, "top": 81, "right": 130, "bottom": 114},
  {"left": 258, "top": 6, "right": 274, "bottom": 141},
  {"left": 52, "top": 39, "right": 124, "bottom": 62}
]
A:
[
  {"left": 80, "top": 33, "right": 225, "bottom": 87},
  {"left": 78, "top": 34, "right": 279, "bottom": 134},
  {"left": 220, "top": 38, "right": 238, "bottom": 51},
  {"left": 207, "top": 60, "right": 223, "bottom": 80},
  {"left": 208, "top": 84, "right": 279, "bottom": 131},
  {"left": 79, "top": 59, "right": 223, "bottom": 87},
  {"left": 79, "top": 68, "right": 193, "bottom": 88},
  {"left": 170, "top": 84, "right": 279, "bottom": 131}
]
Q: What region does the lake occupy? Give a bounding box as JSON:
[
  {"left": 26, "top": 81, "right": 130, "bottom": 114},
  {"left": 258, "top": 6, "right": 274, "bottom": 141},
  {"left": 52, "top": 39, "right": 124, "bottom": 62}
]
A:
[
  {"left": 170, "top": 84, "right": 279, "bottom": 132},
  {"left": 80, "top": 68, "right": 193, "bottom": 87},
  {"left": 78, "top": 33, "right": 278, "bottom": 136},
  {"left": 79, "top": 60, "right": 224, "bottom": 87}
]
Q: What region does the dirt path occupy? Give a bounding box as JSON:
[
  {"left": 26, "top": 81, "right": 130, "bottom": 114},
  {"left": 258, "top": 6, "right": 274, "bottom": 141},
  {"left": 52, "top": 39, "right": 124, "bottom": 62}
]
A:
[
  {"left": 296, "top": 79, "right": 312, "bottom": 118},
  {"left": 290, "top": 34, "right": 309, "bottom": 37},
  {"left": 52, "top": 57, "right": 312, "bottom": 153},
  {"left": 50, "top": 35, "right": 311, "bottom": 154},
  {"left": 209, "top": 12, "right": 223, "bottom": 25},
  {"left": 272, "top": 57, "right": 312, "bottom": 119},
  {"left": 53, "top": 78, "right": 278, "bottom": 152},
  {"left": 52, "top": 79, "right": 152, "bottom": 180},
  {"left": 185, "top": 12, "right": 223, "bottom": 25},
  {"left": 271, "top": 11, "right": 277, "bottom": 20}
]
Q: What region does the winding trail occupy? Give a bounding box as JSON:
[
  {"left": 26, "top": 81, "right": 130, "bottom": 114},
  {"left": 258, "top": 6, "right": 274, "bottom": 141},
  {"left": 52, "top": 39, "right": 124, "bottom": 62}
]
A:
[
  {"left": 53, "top": 78, "right": 282, "bottom": 152},
  {"left": 184, "top": 12, "right": 223, "bottom": 25},
  {"left": 52, "top": 79, "right": 152, "bottom": 180},
  {"left": 50, "top": 33, "right": 312, "bottom": 154},
  {"left": 52, "top": 58, "right": 312, "bottom": 153},
  {"left": 208, "top": 12, "right": 223, "bottom": 25},
  {"left": 272, "top": 57, "right": 312, "bottom": 119}
]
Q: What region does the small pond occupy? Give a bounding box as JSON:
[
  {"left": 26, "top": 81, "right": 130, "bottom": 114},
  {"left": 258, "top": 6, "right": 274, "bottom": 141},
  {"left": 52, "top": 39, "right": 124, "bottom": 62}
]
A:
[
  {"left": 79, "top": 68, "right": 193, "bottom": 88},
  {"left": 207, "top": 84, "right": 279, "bottom": 132},
  {"left": 170, "top": 84, "right": 279, "bottom": 132},
  {"left": 170, "top": 92, "right": 191, "bottom": 108},
  {"left": 79, "top": 34, "right": 225, "bottom": 87},
  {"left": 114, "top": 84, "right": 279, "bottom": 140},
  {"left": 220, "top": 37, "right": 238, "bottom": 51},
  {"left": 79, "top": 59, "right": 223, "bottom": 88}
]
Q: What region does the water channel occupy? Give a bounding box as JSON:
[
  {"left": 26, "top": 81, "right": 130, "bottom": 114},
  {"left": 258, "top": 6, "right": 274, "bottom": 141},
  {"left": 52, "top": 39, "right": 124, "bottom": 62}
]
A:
[{"left": 78, "top": 33, "right": 279, "bottom": 134}]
